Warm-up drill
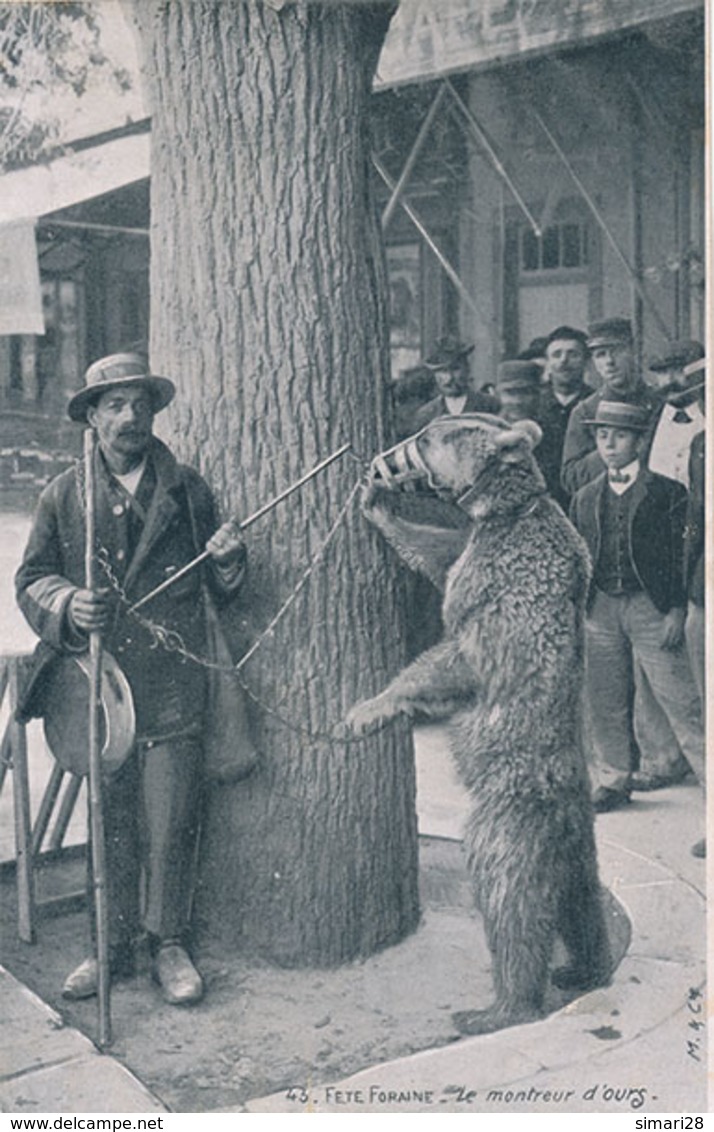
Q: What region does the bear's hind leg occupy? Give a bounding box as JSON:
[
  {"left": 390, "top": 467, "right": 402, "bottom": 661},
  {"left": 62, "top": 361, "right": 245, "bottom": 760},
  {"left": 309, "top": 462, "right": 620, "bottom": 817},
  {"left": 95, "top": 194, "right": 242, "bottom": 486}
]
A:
[
  {"left": 552, "top": 837, "right": 612, "bottom": 993},
  {"left": 453, "top": 844, "right": 558, "bottom": 1036}
]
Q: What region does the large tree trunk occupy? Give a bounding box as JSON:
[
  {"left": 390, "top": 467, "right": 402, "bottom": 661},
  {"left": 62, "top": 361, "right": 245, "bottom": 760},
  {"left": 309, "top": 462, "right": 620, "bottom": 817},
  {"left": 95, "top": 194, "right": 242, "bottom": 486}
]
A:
[{"left": 130, "top": 0, "right": 419, "bottom": 966}]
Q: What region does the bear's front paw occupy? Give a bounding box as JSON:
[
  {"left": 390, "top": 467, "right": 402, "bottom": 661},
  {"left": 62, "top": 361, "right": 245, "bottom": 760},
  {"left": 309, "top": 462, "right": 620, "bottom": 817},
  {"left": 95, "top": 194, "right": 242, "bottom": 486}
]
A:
[{"left": 345, "top": 692, "right": 397, "bottom": 735}]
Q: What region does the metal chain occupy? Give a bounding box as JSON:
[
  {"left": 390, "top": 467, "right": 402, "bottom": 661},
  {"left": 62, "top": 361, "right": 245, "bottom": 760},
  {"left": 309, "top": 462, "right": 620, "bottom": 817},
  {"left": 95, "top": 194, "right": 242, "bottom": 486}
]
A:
[{"left": 88, "top": 473, "right": 388, "bottom": 747}]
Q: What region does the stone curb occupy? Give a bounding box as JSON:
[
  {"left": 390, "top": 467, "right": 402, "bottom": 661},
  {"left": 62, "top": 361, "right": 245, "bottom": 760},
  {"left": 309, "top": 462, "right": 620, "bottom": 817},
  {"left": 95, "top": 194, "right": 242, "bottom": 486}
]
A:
[
  {"left": 0, "top": 967, "right": 167, "bottom": 1114},
  {"left": 245, "top": 789, "right": 707, "bottom": 1114}
]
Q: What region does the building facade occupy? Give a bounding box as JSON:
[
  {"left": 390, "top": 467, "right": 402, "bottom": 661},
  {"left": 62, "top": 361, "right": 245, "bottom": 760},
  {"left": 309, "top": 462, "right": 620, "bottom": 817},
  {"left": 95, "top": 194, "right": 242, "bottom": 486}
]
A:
[
  {"left": 375, "top": 0, "right": 704, "bottom": 392},
  {"left": 0, "top": 0, "right": 705, "bottom": 466}
]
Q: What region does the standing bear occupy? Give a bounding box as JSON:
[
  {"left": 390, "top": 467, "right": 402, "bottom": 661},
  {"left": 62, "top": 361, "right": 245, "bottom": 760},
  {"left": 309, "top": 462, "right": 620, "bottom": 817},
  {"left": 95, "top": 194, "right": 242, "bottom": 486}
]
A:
[{"left": 347, "top": 412, "right": 612, "bottom": 1035}]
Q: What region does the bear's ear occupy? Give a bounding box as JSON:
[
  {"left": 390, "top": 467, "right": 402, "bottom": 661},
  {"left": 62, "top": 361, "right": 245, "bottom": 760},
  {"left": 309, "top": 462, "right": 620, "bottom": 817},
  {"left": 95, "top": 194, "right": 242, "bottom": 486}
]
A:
[{"left": 493, "top": 419, "right": 542, "bottom": 463}]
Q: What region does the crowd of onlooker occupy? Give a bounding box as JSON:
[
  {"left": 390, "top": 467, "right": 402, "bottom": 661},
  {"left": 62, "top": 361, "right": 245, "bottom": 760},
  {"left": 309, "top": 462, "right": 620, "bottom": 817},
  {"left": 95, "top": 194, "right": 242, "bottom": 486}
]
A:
[{"left": 394, "top": 320, "right": 706, "bottom": 852}]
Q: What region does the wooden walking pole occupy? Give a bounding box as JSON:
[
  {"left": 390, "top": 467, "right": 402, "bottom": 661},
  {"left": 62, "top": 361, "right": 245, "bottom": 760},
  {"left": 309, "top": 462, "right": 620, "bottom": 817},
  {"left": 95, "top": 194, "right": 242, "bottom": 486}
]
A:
[{"left": 84, "top": 428, "right": 112, "bottom": 1048}]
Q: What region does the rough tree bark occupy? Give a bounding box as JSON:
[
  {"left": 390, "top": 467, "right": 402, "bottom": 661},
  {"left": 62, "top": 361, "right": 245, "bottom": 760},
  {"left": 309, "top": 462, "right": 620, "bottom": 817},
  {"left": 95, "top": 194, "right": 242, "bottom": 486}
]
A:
[{"left": 129, "top": 0, "right": 419, "bottom": 966}]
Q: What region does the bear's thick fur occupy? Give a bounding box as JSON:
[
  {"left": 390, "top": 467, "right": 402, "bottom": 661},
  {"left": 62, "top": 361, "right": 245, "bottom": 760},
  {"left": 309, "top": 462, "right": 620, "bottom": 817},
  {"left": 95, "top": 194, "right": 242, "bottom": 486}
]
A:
[{"left": 348, "top": 413, "right": 612, "bottom": 1035}]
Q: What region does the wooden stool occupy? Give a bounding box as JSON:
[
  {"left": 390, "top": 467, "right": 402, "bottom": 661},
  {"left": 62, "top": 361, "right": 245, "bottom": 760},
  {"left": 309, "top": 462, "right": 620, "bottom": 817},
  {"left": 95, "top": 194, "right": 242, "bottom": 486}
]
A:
[{"left": 0, "top": 654, "right": 85, "bottom": 943}]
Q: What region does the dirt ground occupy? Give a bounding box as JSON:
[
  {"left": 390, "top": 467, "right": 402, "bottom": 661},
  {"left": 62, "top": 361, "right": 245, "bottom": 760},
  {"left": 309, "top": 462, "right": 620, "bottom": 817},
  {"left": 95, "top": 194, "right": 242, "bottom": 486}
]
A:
[{"left": 0, "top": 837, "right": 629, "bottom": 1113}]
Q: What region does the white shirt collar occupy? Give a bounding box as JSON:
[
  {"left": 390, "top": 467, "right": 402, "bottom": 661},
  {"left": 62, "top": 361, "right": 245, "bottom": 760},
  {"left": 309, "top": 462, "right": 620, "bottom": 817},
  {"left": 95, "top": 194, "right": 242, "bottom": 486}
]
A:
[
  {"left": 552, "top": 389, "right": 581, "bottom": 406},
  {"left": 113, "top": 456, "right": 147, "bottom": 497},
  {"left": 444, "top": 393, "right": 468, "bottom": 414},
  {"left": 608, "top": 458, "right": 640, "bottom": 494}
]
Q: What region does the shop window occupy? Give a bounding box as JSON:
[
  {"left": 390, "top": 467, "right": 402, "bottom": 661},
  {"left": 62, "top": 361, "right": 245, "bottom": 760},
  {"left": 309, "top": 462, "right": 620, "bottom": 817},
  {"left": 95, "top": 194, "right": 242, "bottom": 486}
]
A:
[
  {"left": 386, "top": 238, "right": 452, "bottom": 384},
  {"left": 387, "top": 243, "right": 423, "bottom": 379},
  {"left": 2, "top": 274, "right": 83, "bottom": 410},
  {"left": 106, "top": 269, "right": 149, "bottom": 355},
  {"left": 520, "top": 220, "right": 589, "bottom": 274},
  {"left": 503, "top": 199, "right": 599, "bottom": 355}
]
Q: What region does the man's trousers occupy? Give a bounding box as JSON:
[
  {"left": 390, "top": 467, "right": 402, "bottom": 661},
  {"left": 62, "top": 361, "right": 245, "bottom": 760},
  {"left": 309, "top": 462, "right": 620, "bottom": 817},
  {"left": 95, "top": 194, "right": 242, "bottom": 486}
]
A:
[
  {"left": 88, "top": 734, "right": 203, "bottom": 953},
  {"left": 585, "top": 590, "right": 705, "bottom": 793}
]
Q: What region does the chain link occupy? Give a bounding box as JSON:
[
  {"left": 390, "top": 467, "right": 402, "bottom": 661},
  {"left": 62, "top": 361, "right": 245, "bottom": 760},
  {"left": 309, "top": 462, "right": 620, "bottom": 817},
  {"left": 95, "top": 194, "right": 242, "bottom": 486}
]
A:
[{"left": 87, "top": 472, "right": 387, "bottom": 747}]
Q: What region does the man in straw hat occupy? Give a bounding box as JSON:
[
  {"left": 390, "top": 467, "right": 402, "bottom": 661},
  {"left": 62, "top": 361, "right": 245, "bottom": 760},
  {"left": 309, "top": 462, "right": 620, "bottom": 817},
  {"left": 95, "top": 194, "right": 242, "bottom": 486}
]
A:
[
  {"left": 569, "top": 400, "right": 705, "bottom": 840},
  {"left": 15, "top": 353, "right": 249, "bottom": 1006}
]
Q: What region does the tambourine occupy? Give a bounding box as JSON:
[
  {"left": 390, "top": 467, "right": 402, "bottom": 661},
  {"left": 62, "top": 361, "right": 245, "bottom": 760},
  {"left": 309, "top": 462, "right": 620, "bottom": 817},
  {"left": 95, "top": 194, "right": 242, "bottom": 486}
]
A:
[{"left": 41, "top": 651, "right": 136, "bottom": 778}]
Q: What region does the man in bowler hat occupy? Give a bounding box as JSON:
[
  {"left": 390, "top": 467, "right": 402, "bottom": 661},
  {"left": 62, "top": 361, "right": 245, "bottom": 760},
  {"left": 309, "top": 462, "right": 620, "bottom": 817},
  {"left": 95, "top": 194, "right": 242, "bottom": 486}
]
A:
[
  {"left": 412, "top": 335, "right": 498, "bottom": 431},
  {"left": 16, "top": 353, "right": 247, "bottom": 1006}
]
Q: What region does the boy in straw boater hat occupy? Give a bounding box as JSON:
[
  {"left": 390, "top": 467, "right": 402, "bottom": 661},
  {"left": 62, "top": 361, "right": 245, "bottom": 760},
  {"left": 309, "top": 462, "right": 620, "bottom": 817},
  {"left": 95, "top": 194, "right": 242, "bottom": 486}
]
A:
[
  {"left": 569, "top": 401, "right": 705, "bottom": 843},
  {"left": 16, "top": 353, "right": 251, "bottom": 1006},
  {"left": 561, "top": 318, "right": 691, "bottom": 794},
  {"left": 561, "top": 318, "right": 663, "bottom": 497}
]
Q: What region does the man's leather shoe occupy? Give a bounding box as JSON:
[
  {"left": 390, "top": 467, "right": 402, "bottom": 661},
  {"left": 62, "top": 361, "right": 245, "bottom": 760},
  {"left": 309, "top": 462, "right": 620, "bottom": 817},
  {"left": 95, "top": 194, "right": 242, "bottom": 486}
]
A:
[
  {"left": 592, "top": 786, "right": 631, "bottom": 813},
  {"left": 62, "top": 947, "right": 134, "bottom": 1000},
  {"left": 154, "top": 943, "right": 204, "bottom": 1006},
  {"left": 62, "top": 957, "right": 100, "bottom": 1000}
]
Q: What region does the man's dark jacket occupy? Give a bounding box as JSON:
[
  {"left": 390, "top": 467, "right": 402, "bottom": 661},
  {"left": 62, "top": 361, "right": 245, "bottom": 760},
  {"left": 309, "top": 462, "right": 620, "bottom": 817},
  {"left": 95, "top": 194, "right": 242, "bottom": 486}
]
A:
[
  {"left": 569, "top": 468, "right": 688, "bottom": 615},
  {"left": 536, "top": 381, "right": 593, "bottom": 508},
  {"left": 15, "top": 437, "right": 244, "bottom": 740},
  {"left": 412, "top": 387, "right": 499, "bottom": 432},
  {"left": 684, "top": 429, "right": 705, "bottom": 608}
]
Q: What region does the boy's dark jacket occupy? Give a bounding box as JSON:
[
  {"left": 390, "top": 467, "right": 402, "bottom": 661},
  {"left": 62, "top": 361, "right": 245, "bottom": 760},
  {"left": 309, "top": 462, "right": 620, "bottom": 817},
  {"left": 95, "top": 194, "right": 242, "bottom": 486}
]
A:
[{"left": 569, "top": 467, "right": 688, "bottom": 614}]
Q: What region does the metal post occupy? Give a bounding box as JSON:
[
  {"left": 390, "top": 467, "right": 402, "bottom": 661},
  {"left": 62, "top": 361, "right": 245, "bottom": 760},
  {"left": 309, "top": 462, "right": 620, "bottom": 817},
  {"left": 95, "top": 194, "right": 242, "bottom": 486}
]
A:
[
  {"left": 531, "top": 108, "right": 672, "bottom": 341},
  {"left": 373, "top": 155, "right": 489, "bottom": 328},
  {"left": 382, "top": 84, "right": 448, "bottom": 230},
  {"left": 38, "top": 219, "right": 149, "bottom": 238},
  {"left": 444, "top": 79, "right": 542, "bottom": 238},
  {"left": 628, "top": 91, "right": 645, "bottom": 363}
]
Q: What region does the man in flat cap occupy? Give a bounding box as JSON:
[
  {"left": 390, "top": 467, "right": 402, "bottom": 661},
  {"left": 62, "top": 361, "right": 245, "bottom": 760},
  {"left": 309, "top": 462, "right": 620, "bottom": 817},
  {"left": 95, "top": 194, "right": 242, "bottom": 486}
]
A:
[
  {"left": 494, "top": 359, "right": 543, "bottom": 425},
  {"left": 561, "top": 318, "right": 662, "bottom": 497},
  {"left": 647, "top": 342, "right": 705, "bottom": 489},
  {"left": 646, "top": 339, "right": 705, "bottom": 395},
  {"left": 16, "top": 353, "right": 249, "bottom": 1006},
  {"left": 412, "top": 336, "right": 498, "bottom": 431},
  {"left": 536, "top": 326, "right": 594, "bottom": 510},
  {"left": 569, "top": 401, "right": 705, "bottom": 829}
]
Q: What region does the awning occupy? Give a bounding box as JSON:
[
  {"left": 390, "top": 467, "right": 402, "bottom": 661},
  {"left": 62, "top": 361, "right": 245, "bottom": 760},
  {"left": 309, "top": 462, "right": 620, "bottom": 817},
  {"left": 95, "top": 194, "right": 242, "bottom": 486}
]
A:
[
  {"left": 0, "top": 220, "right": 44, "bottom": 335},
  {"left": 375, "top": 0, "right": 703, "bottom": 88},
  {"left": 0, "top": 132, "right": 150, "bottom": 226}
]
